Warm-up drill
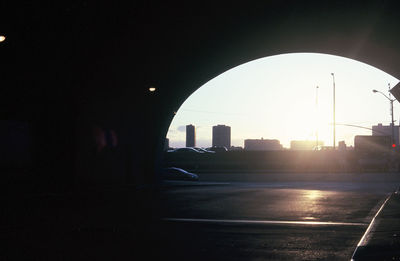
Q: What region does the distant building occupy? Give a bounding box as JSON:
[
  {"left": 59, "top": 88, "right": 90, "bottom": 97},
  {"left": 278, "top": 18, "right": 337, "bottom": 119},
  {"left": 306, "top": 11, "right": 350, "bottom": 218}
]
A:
[
  {"left": 244, "top": 138, "right": 283, "bottom": 151},
  {"left": 372, "top": 123, "right": 400, "bottom": 146},
  {"left": 354, "top": 135, "right": 391, "bottom": 152},
  {"left": 290, "top": 140, "right": 324, "bottom": 150},
  {"left": 212, "top": 125, "right": 231, "bottom": 148},
  {"left": 338, "top": 140, "right": 347, "bottom": 151},
  {"left": 186, "top": 124, "right": 196, "bottom": 147}
]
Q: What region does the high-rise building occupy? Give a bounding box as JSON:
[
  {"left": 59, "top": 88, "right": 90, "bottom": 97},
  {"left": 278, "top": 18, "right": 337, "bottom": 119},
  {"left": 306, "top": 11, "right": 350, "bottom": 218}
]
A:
[
  {"left": 186, "top": 124, "right": 196, "bottom": 147},
  {"left": 372, "top": 123, "right": 400, "bottom": 146},
  {"left": 244, "top": 138, "right": 283, "bottom": 151},
  {"left": 212, "top": 124, "right": 231, "bottom": 148}
]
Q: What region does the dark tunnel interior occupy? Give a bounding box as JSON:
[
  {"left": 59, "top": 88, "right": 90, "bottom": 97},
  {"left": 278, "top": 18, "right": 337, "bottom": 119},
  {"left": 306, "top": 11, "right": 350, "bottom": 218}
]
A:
[{"left": 2, "top": 1, "right": 400, "bottom": 260}]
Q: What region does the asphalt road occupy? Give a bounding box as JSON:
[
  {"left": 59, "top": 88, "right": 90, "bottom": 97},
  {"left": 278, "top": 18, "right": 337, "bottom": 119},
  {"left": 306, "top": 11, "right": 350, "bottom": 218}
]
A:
[
  {"left": 3, "top": 172, "right": 400, "bottom": 260},
  {"left": 157, "top": 173, "right": 400, "bottom": 261}
]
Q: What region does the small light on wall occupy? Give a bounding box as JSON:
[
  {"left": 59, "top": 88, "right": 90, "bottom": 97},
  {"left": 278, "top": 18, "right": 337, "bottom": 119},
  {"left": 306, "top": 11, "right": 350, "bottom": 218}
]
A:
[
  {"left": 0, "top": 35, "right": 6, "bottom": 42},
  {"left": 149, "top": 87, "right": 156, "bottom": 92}
]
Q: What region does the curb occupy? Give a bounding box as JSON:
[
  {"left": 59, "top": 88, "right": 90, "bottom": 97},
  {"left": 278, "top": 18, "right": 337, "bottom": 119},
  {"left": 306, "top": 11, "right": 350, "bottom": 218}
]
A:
[{"left": 351, "top": 187, "right": 400, "bottom": 261}]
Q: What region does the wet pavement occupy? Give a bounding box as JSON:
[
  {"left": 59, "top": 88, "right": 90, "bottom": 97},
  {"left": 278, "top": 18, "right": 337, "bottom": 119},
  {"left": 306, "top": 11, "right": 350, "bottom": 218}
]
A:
[
  {"left": 158, "top": 173, "right": 400, "bottom": 260},
  {"left": 2, "top": 172, "right": 400, "bottom": 260}
]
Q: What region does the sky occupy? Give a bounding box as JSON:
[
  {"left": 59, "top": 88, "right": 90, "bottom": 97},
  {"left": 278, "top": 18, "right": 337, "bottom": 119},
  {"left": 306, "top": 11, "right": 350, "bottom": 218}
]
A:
[{"left": 166, "top": 53, "right": 399, "bottom": 149}]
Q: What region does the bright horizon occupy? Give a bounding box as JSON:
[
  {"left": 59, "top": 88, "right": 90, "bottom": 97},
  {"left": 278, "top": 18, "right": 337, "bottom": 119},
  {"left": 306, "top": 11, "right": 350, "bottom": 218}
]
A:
[{"left": 167, "top": 53, "right": 399, "bottom": 149}]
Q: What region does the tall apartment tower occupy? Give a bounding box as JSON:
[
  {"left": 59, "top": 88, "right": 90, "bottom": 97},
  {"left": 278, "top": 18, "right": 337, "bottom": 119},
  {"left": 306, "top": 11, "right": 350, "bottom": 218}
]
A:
[
  {"left": 212, "top": 124, "right": 231, "bottom": 148},
  {"left": 186, "top": 124, "right": 196, "bottom": 147}
]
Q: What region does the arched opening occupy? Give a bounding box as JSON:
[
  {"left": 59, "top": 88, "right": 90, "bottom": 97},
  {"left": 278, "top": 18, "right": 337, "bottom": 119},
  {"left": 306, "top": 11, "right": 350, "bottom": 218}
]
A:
[
  {"left": 5, "top": 2, "right": 400, "bottom": 260},
  {"left": 157, "top": 55, "right": 400, "bottom": 261},
  {"left": 167, "top": 53, "right": 398, "bottom": 148},
  {"left": 161, "top": 53, "right": 399, "bottom": 177}
]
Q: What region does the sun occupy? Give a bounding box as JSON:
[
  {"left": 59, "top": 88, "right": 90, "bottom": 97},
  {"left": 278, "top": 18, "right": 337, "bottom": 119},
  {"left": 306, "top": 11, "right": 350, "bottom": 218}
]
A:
[{"left": 264, "top": 83, "right": 332, "bottom": 148}]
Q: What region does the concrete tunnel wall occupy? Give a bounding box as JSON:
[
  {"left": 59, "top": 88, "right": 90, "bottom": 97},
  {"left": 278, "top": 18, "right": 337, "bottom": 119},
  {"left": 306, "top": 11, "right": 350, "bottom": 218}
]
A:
[{"left": 2, "top": 1, "right": 400, "bottom": 189}]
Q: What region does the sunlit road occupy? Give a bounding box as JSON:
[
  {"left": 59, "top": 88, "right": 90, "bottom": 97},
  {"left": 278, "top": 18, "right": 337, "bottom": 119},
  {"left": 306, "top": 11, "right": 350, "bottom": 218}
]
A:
[{"left": 157, "top": 173, "right": 400, "bottom": 261}]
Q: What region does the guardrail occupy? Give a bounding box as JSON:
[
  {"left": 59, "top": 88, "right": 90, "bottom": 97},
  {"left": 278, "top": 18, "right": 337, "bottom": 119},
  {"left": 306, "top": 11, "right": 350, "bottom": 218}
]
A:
[{"left": 163, "top": 150, "right": 400, "bottom": 173}]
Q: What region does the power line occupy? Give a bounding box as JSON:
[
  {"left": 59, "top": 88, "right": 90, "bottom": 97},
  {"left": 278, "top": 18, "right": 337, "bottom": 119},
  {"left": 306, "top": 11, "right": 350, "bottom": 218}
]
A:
[{"left": 180, "top": 108, "right": 246, "bottom": 116}]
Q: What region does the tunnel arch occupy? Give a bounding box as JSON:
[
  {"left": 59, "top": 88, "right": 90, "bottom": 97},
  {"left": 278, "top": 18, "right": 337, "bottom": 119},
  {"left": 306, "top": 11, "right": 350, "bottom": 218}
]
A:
[
  {"left": 161, "top": 50, "right": 397, "bottom": 151},
  {"left": 158, "top": 32, "right": 400, "bottom": 160},
  {"left": 153, "top": 5, "right": 400, "bottom": 184},
  {"left": 3, "top": 1, "right": 400, "bottom": 188},
  {"left": 6, "top": 3, "right": 400, "bottom": 260},
  {"left": 5, "top": 3, "right": 400, "bottom": 259}
]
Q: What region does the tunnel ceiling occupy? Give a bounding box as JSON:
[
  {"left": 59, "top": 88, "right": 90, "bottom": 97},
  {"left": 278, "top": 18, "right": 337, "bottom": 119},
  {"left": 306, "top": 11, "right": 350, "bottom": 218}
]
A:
[{"left": 2, "top": 1, "right": 400, "bottom": 120}]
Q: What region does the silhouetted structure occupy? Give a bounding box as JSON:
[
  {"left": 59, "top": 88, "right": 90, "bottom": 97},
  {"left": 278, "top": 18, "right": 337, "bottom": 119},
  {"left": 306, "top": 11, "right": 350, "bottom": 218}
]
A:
[
  {"left": 390, "top": 82, "right": 400, "bottom": 101},
  {"left": 186, "top": 124, "right": 196, "bottom": 147},
  {"left": 164, "top": 138, "right": 169, "bottom": 151},
  {"left": 212, "top": 125, "right": 231, "bottom": 148},
  {"left": 372, "top": 123, "right": 400, "bottom": 146},
  {"left": 6, "top": 2, "right": 400, "bottom": 261},
  {"left": 244, "top": 138, "right": 283, "bottom": 151},
  {"left": 338, "top": 140, "right": 347, "bottom": 151},
  {"left": 290, "top": 140, "right": 324, "bottom": 150},
  {"left": 354, "top": 135, "right": 391, "bottom": 152}
]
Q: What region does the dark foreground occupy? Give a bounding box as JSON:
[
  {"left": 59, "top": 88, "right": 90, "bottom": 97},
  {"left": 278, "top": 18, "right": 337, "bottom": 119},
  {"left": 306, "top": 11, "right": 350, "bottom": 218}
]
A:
[{"left": 2, "top": 172, "right": 400, "bottom": 260}]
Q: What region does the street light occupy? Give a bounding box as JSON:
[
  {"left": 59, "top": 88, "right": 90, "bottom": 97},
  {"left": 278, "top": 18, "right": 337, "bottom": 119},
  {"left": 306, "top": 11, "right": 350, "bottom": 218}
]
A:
[{"left": 372, "top": 84, "right": 396, "bottom": 147}]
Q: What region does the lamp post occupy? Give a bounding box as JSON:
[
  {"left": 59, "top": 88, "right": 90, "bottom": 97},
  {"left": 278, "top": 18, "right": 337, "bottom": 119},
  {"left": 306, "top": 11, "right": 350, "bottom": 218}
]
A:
[
  {"left": 372, "top": 85, "right": 396, "bottom": 147},
  {"left": 331, "top": 73, "right": 336, "bottom": 149}
]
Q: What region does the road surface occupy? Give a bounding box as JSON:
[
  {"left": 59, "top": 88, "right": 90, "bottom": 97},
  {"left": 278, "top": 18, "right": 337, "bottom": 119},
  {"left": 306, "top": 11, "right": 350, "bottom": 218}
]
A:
[
  {"left": 3, "top": 172, "right": 400, "bottom": 260},
  {"left": 157, "top": 172, "right": 400, "bottom": 260}
]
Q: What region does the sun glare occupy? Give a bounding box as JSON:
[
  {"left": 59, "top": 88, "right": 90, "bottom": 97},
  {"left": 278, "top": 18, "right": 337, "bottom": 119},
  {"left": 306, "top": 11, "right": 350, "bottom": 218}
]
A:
[
  {"left": 167, "top": 53, "right": 399, "bottom": 149},
  {"left": 305, "top": 190, "right": 322, "bottom": 200}
]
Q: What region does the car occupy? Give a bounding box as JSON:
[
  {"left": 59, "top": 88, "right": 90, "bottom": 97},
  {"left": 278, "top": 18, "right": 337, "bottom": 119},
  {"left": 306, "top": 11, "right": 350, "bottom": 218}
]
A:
[
  {"left": 162, "top": 167, "right": 199, "bottom": 181},
  {"left": 194, "top": 147, "right": 215, "bottom": 153},
  {"left": 169, "top": 147, "right": 204, "bottom": 153},
  {"left": 207, "top": 146, "right": 228, "bottom": 153}
]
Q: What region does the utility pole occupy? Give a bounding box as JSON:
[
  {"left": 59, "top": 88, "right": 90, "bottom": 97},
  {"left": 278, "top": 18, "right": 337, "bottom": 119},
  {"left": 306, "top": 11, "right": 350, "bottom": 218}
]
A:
[
  {"left": 331, "top": 73, "right": 336, "bottom": 149},
  {"left": 316, "top": 86, "right": 319, "bottom": 149},
  {"left": 389, "top": 83, "right": 395, "bottom": 146}
]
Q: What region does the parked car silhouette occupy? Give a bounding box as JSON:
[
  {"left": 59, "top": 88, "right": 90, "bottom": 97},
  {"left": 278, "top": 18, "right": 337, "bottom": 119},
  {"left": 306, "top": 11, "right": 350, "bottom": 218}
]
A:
[
  {"left": 168, "top": 147, "right": 204, "bottom": 153},
  {"left": 207, "top": 146, "right": 228, "bottom": 153},
  {"left": 194, "top": 147, "right": 215, "bottom": 153},
  {"left": 162, "top": 167, "right": 199, "bottom": 181}
]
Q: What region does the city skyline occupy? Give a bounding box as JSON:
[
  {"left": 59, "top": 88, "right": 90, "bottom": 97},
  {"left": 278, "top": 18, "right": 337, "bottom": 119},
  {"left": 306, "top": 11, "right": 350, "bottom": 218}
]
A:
[
  {"left": 167, "top": 53, "right": 399, "bottom": 148},
  {"left": 176, "top": 122, "right": 399, "bottom": 150}
]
